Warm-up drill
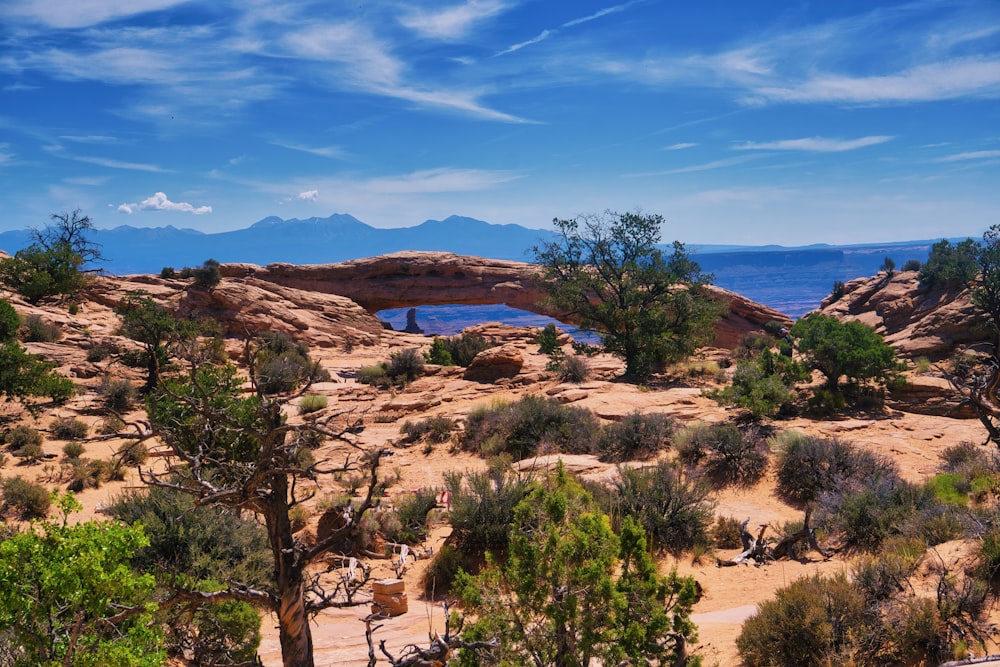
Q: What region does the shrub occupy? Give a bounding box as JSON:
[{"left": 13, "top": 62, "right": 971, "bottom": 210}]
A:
[
  {"left": 612, "top": 461, "right": 715, "bottom": 554},
  {"left": 598, "top": 411, "right": 674, "bottom": 462},
  {"left": 0, "top": 300, "right": 19, "bottom": 342},
  {"left": 22, "top": 315, "right": 62, "bottom": 343},
  {"left": 902, "top": 258, "right": 922, "bottom": 272},
  {"left": 356, "top": 365, "right": 388, "bottom": 387},
  {"left": 822, "top": 478, "right": 931, "bottom": 552},
  {"left": 707, "top": 348, "right": 807, "bottom": 420},
  {"left": 3, "top": 425, "right": 42, "bottom": 452},
  {"left": 460, "top": 394, "right": 601, "bottom": 460},
  {"left": 115, "top": 440, "right": 148, "bottom": 466},
  {"left": 919, "top": 238, "right": 979, "bottom": 288},
  {"left": 62, "top": 441, "right": 85, "bottom": 459},
  {"left": 190, "top": 258, "right": 221, "bottom": 288},
  {"left": 535, "top": 323, "right": 561, "bottom": 355},
  {"left": 738, "top": 574, "right": 867, "bottom": 667},
  {"left": 773, "top": 432, "right": 898, "bottom": 507},
  {"left": 160, "top": 266, "right": 176, "bottom": 279},
  {"left": 386, "top": 488, "right": 439, "bottom": 544},
  {"left": 386, "top": 348, "right": 425, "bottom": 384},
  {"left": 927, "top": 473, "right": 970, "bottom": 507},
  {"left": 2, "top": 476, "right": 51, "bottom": 519},
  {"left": 423, "top": 338, "right": 454, "bottom": 366},
  {"left": 254, "top": 331, "right": 329, "bottom": 394},
  {"left": 51, "top": 417, "right": 88, "bottom": 440},
  {"left": 99, "top": 414, "right": 125, "bottom": 435},
  {"left": 422, "top": 544, "right": 466, "bottom": 597},
  {"left": 85, "top": 341, "right": 118, "bottom": 362},
  {"left": 699, "top": 423, "right": 770, "bottom": 488},
  {"left": 440, "top": 332, "right": 493, "bottom": 367},
  {"left": 557, "top": 354, "right": 590, "bottom": 383},
  {"left": 13, "top": 440, "right": 43, "bottom": 462},
  {"left": 713, "top": 515, "right": 745, "bottom": 549},
  {"left": 101, "top": 377, "right": 136, "bottom": 412},
  {"left": 830, "top": 280, "right": 846, "bottom": 302},
  {"left": 399, "top": 415, "right": 455, "bottom": 445},
  {"left": 298, "top": 393, "right": 327, "bottom": 415},
  {"left": 445, "top": 461, "right": 534, "bottom": 558}
]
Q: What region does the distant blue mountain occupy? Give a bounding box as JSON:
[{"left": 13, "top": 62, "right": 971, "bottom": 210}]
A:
[{"left": 0, "top": 213, "right": 948, "bottom": 317}]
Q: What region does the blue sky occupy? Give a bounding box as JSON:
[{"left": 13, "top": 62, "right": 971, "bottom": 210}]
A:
[{"left": 1, "top": 0, "right": 998, "bottom": 246}]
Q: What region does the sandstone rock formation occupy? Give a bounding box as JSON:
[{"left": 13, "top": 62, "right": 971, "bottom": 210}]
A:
[
  {"left": 221, "top": 252, "right": 790, "bottom": 349},
  {"left": 463, "top": 344, "right": 524, "bottom": 382},
  {"left": 817, "top": 270, "right": 986, "bottom": 360}
]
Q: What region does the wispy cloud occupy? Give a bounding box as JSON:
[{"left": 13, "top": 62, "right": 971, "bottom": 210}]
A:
[
  {"left": 0, "top": 0, "right": 190, "bottom": 29},
  {"left": 272, "top": 142, "right": 349, "bottom": 160},
  {"left": 297, "top": 190, "right": 318, "bottom": 201},
  {"left": 734, "top": 136, "right": 894, "bottom": 152},
  {"left": 495, "top": 30, "right": 552, "bottom": 57},
  {"left": 118, "top": 192, "right": 212, "bottom": 215},
  {"left": 496, "top": 1, "right": 644, "bottom": 56},
  {"left": 662, "top": 142, "right": 698, "bottom": 151},
  {"left": 935, "top": 149, "right": 1000, "bottom": 162},
  {"left": 0, "top": 143, "right": 13, "bottom": 165},
  {"left": 400, "top": 0, "right": 507, "bottom": 40},
  {"left": 625, "top": 155, "right": 756, "bottom": 177},
  {"left": 59, "top": 135, "right": 118, "bottom": 144},
  {"left": 73, "top": 155, "right": 167, "bottom": 172}
]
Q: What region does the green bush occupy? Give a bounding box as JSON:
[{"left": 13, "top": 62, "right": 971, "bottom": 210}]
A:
[
  {"left": 62, "top": 441, "right": 85, "bottom": 459},
  {"left": 460, "top": 394, "right": 600, "bottom": 460},
  {"left": 822, "top": 479, "right": 931, "bottom": 552},
  {"left": 0, "top": 300, "right": 19, "bottom": 342},
  {"left": 2, "top": 476, "right": 51, "bottom": 519},
  {"left": 22, "top": 315, "right": 62, "bottom": 343},
  {"left": 356, "top": 365, "right": 388, "bottom": 387},
  {"left": 707, "top": 348, "right": 807, "bottom": 419},
  {"left": 298, "top": 393, "right": 327, "bottom": 415},
  {"left": 713, "top": 515, "right": 745, "bottom": 549},
  {"left": 612, "top": 461, "right": 715, "bottom": 554},
  {"left": 160, "top": 266, "right": 176, "bottom": 279},
  {"left": 598, "top": 411, "right": 674, "bottom": 462},
  {"left": 51, "top": 417, "right": 88, "bottom": 440},
  {"left": 699, "top": 423, "right": 770, "bottom": 488},
  {"left": 189, "top": 258, "right": 221, "bottom": 288},
  {"left": 85, "top": 341, "right": 118, "bottom": 362},
  {"left": 444, "top": 461, "right": 533, "bottom": 558},
  {"left": 400, "top": 415, "right": 455, "bottom": 445},
  {"left": 423, "top": 337, "right": 454, "bottom": 366},
  {"left": 422, "top": 544, "right": 466, "bottom": 597},
  {"left": 386, "top": 488, "right": 439, "bottom": 544},
  {"left": 386, "top": 347, "right": 425, "bottom": 384},
  {"left": 902, "top": 258, "right": 922, "bottom": 272},
  {"left": 926, "top": 473, "right": 970, "bottom": 507},
  {"left": 535, "top": 323, "right": 561, "bottom": 355},
  {"left": 254, "top": 331, "right": 329, "bottom": 394},
  {"left": 3, "top": 425, "right": 42, "bottom": 452},
  {"left": 440, "top": 332, "right": 493, "bottom": 367},
  {"left": 919, "top": 238, "right": 979, "bottom": 288},
  {"left": 737, "top": 573, "right": 866, "bottom": 667}
]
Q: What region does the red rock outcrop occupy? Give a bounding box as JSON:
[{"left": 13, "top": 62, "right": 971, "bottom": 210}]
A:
[
  {"left": 817, "top": 270, "right": 985, "bottom": 360},
  {"left": 221, "top": 252, "right": 790, "bottom": 349}
]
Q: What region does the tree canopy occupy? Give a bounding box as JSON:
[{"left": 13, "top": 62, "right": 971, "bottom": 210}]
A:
[
  {"left": 790, "top": 313, "right": 899, "bottom": 395},
  {"left": 533, "top": 210, "right": 722, "bottom": 379},
  {"left": 0, "top": 299, "right": 74, "bottom": 409}
]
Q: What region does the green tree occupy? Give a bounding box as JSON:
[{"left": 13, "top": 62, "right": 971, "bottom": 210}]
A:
[
  {"left": 790, "top": 313, "right": 899, "bottom": 395},
  {"left": 116, "top": 291, "right": 199, "bottom": 392},
  {"left": 455, "top": 467, "right": 700, "bottom": 666},
  {"left": 0, "top": 493, "right": 164, "bottom": 667},
  {"left": 0, "top": 210, "right": 102, "bottom": 303},
  {"left": 0, "top": 302, "right": 74, "bottom": 410},
  {"left": 140, "top": 349, "right": 386, "bottom": 667},
  {"left": 534, "top": 210, "right": 722, "bottom": 379},
  {"left": 973, "top": 224, "right": 1000, "bottom": 343},
  {"left": 919, "top": 237, "right": 979, "bottom": 288}
]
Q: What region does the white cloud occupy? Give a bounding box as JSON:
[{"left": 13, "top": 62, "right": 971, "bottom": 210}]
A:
[
  {"left": 662, "top": 142, "right": 698, "bottom": 151},
  {"left": 73, "top": 155, "right": 167, "bottom": 172},
  {"left": 935, "top": 149, "right": 1000, "bottom": 162},
  {"left": 0, "top": 143, "right": 13, "bottom": 165},
  {"left": 400, "top": 0, "right": 507, "bottom": 40},
  {"left": 746, "top": 58, "right": 1000, "bottom": 105},
  {"left": 0, "top": 0, "right": 190, "bottom": 29},
  {"left": 495, "top": 30, "right": 551, "bottom": 57},
  {"left": 273, "top": 142, "right": 349, "bottom": 160},
  {"left": 626, "top": 155, "right": 756, "bottom": 177},
  {"left": 734, "top": 136, "right": 894, "bottom": 152},
  {"left": 297, "top": 190, "right": 318, "bottom": 201},
  {"left": 118, "top": 192, "right": 212, "bottom": 214}
]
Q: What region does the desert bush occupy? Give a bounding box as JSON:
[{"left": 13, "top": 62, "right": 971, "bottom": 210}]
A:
[
  {"left": 902, "top": 258, "right": 922, "bottom": 272},
  {"left": 386, "top": 488, "right": 439, "bottom": 544},
  {"left": 701, "top": 423, "right": 770, "bottom": 488},
  {"left": 423, "top": 337, "right": 454, "bottom": 366},
  {"left": 598, "top": 411, "right": 674, "bottom": 462},
  {"left": 444, "top": 461, "right": 533, "bottom": 558},
  {"left": 298, "top": 393, "right": 327, "bottom": 415},
  {"left": 62, "top": 441, "right": 85, "bottom": 459},
  {"left": 707, "top": 348, "right": 807, "bottom": 420},
  {"left": 773, "top": 431, "right": 898, "bottom": 507},
  {"left": 254, "top": 331, "right": 329, "bottom": 394},
  {"left": 460, "top": 394, "right": 600, "bottom": 460},
  {"left": 101, "top": 377, "right": 136, "bottom": 412},
  {"left": 713, "top": 515, "right": 745, "bottom": 549},
  {"left": 0, "top": 300, "right": 19, "bottom": 342},
  {"left": 830, "top": 280, "right": 846, "bottom": 302},
  {"left": 51, "top": 417, "right": 88, "bottom": 440},
  {"left": 99, "top": 414, "right": 125, "bottom": 435},
  {"left": 915, "top": 506, "right": 968, "bottom": 545},
  {"left": 3, "top": 425, "right": 42, "bottom": 452},
  {"left": 22, "top": 315, "right": 61, "bottom": 342},
  {"left": 919, "top": 238, "right": 979, "bottom": 288},
  {"left": 399, "top": 415, "right": 455, "bottom": 445},
  {"left": 927, "top": 473, "right": 970, "bottom": 507},
  {"left": 822, "top": 478, "right": 932, "bottom": 552},
  {"left": 612, "top": 461, "right": 715, "bottom": 554},
  {"left": 535, "top": 323, "right": 561, "bottom": 355},
  {"left": 85, "top": 340, "right": 118, "bottom": 362},
  {"left": 735, "top": 331, "right": 774, "bottom": 359},
  {"left": 115, "top": 440, "right": 148, "bottom": 467},
  {"left": 941, "top": 441, "right": 990, "bottom": 471},
  {"left": 68, "top": 458, "right": 111, "bottom": 491},
  {"left": 737, "top": 573, "right": 866, "bottom": 667},
  {"left": 356, "top": 365, "right": 388, "bottom": 387},
  {"left": 422, "top": 544, "right": 466, "bottom": 597},
  {"left": 386, "top": 348, "right": 425, "bottom": 384},
  {"left": 557, "top": 354, "right": 590, "bottom": 383},
  {"left": 182, "top": 258, "right": 221, "bottom": 288},
  {"left": 160, "top": 266, "right": 176, "bottom": 279},
  {"left": 440, "top": 332, "right": 493, "bottom": 367},
  {"left": 2, "top": 476, "right": 51, "bottom": 519}
]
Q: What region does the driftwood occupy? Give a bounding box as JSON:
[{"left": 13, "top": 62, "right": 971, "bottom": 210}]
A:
[{"left": 717, "top": 509, "right": 830, "bottom": 567}]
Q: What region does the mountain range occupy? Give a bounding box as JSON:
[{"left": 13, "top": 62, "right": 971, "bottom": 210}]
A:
[{"left": 0, "top": 213, "right": 950, "bottom": 317}]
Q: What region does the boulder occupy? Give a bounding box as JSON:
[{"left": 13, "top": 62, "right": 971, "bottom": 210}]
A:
[{"left": 464, "top": 344, "right": 523, "bottom": 382}]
